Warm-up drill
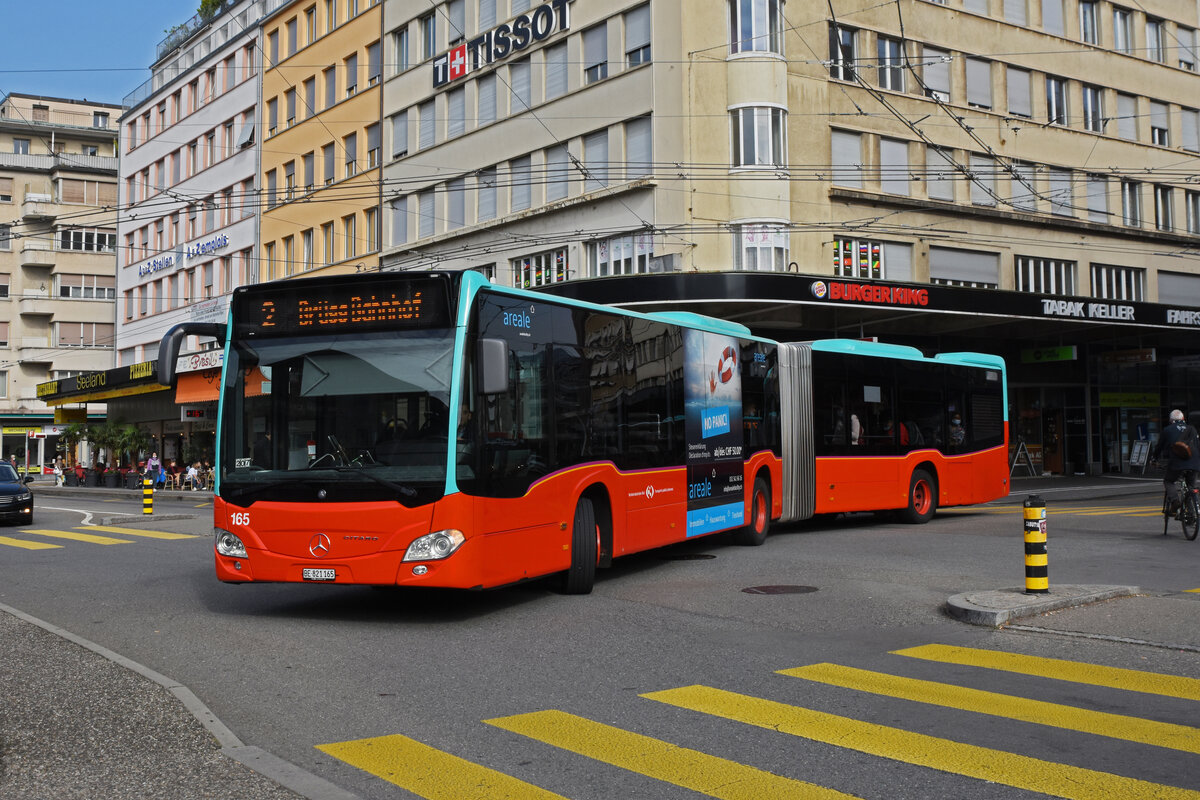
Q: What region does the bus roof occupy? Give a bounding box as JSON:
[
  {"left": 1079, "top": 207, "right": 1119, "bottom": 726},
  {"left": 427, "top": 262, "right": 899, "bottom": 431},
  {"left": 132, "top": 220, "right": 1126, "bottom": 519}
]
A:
[
  {"left": 808, "top": 339, "right": 1005, "bottom": 372},
  {"left": 647, "top": 311, "right": 752, "bottom": 338}
]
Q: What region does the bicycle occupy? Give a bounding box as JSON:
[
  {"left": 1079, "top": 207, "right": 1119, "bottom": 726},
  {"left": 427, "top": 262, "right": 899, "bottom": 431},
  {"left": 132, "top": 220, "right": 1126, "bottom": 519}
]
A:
[{"left": 1160, "top": 468, "right": 1199, "bottom": 541}]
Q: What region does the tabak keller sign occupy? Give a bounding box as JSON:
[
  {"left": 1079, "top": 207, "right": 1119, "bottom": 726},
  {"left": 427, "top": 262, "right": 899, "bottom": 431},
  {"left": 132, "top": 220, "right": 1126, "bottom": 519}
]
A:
[
  {"left": 805, "top": 276, "right": 1200, "bottom": 329},
  {"left": 433, "top": 0, "right": 572, "bottom": 87}
]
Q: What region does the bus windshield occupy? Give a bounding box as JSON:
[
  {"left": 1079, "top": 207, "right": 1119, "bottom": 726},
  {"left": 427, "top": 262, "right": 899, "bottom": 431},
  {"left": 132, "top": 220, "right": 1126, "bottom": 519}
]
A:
[{"left": 220, "top": 329, "right": 457, "bottom": 506}]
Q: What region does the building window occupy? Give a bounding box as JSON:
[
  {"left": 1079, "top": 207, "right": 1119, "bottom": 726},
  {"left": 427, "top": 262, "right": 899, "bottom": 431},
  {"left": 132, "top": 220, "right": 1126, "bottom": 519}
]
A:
[
  {"left": 625, "top": 4, "right": 651, "bottom": 66},
  {"left": 509, "top": 58, "right": 531, "bottom": 112},
  {"left": 1003, "top": 0, "right": 1026, "bottom": 26},
  {"left": 418, "top": 190, "right": 435, "bottom": 237},
  {"left": 514, "top": 247, "right": 570, "bottom": 287},
  {"left": 1045, "top": 76, "right": 1067, "bottom": 125},
  {"left": 419, "top": 100, "right": 435, "bottom": 149},
  {"left": 1091, "top": 263, "right": 1143, "bottom": 300},
  {"left": 58, "top": 274, "right": 116, "bottom": 299},
  {"left": 1179, "top": 27, "right": 1197, "bottom": 71},
  {"left": 829, "top": 25, "right": 856, "bottom": 81},
  {"left": 302, "top": 228, "right": 313, "bottom": 270},
  {"left": 390, "top": 198, "right": 407, "bottom": 245},
  {"left": 1154, "top": 185, "right": 1173, "bottom": 231},
  {"left": 447, "top": 178, "right": 465, "bottom": 229},
  {"left": 1149, "top": 102, "right": 1169, "bottom": 145},
  {"left": 1117, "top": 93, "right": 1137, "bottom": 140},
  {"left": 345, "top": 53, "right": 358, "bottom": 96},
  {"left": 343, "top": 214, "right": 357, "bottom": 260},
  {"left": 58, "top": 228, "right": 115, "bottom": 252},
  {"left": 392, "top": 27, "right": 410, "bottom": 75},
  {"left": 1183, "top": 109, "right": 1200, "bottom": 152},
  {"left": 321, "top": 222, "right": 334, "bottom": 264},
  {"left": 1078, "top": 1, "right": 1097, "bottom": 44},
  {"left": 420, "top": 12, "right": 436, "bottom": 60},
  {"left": 625, "top": 116, "right": 652, "bottom": 179},
  {"left": 1185, "top": 190, "right": 1200, "bottom": 234},
  {"left": 324, "top": 67, "right": 336, "bottom": 109},
  {"left": 735, "top": 224, "right": 789, "bottom": 271},
  {"left": 1009, "top": 160, "right": 1037, "bottom": 211},
  {"left": 833, "top": 238, "right": 891, "bottom": 280},
  {"left": 1042, "top": 0, "right": 1064, "bottom": 35},
  {"left": 93, "top": 111, "right": 109, "bottom": 128},
  {"left": 1015, "top": 256, "right": 1076, "bottom": 295},
  {"left": 545, "top": 145, "right": 569, "bottom": 201},
  {"left": 584, "top": 24, "right": 608, "bottom": 83},
  {"left": 13, "top": 138, "right": 30, "bottom": 155},
  {"left": 0, "top": 224, "right": 9, "bottom": 251},
  {"left": 1145, "top": 18, "right": 1165, "bottom": 63},
  {"left": 478, "top": 73, "right": 497, "bottom": 125},
  {"left": 969, "top": 154, "right": 996, "bottom": 206},
  {"left": 544, "top": 42, "right": 568, "bottom": 99},
  {"left": 344, "top": 132, "right": 358, "bottom": 178},
  {"left": 391, "top": 111, "right": 409, "bottom": 159},
  {"left": 447, "top": 0, "right": 465, "bottom": 44},
  {"left": 1086, "top": 173, "right": 1108, "bottom": 223},
  {"left": 877, "top": 37, "right": 904, "bottom": 91},
  {"left": 1120, "top": 180, "right": 1141, "bottom": 226},
  {"left": 366, "top": 123, "right": 380, "bottom": 168},
  {"left": 323, "top": 143, "right": 335, "bottom": 185},
  {"left": 365, "top": 207, "right": 378, "bottom": 252},
  {"left": 1081, "top": 85, "right": 1104, "bottom": 133},
  {"left": 730, "top": 106, "right": 786, "bottom": 167},
  {"left": 1048, "top": 168, "right": 1072, "bottom": 216},
  {"left": 1112, "top": 7, "right": 1131, "bottom": 54},
  {"left": 922, "top": 46, "right": 950, "bottom": 101},
  {"left": 730, "top": 0, "right": 783, "bottom": 55},
  {"left": 57, "top": 322, "right": 114, "bottom": 348},
  {"left": 589, "top": 234, "right": 653, "bottom": 276}
]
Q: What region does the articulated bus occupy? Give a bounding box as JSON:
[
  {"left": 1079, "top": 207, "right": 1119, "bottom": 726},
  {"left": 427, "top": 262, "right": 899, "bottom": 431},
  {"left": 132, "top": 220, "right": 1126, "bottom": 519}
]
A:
[{"left": 160, "top": 271, "right": 1008, "bottom": 594}]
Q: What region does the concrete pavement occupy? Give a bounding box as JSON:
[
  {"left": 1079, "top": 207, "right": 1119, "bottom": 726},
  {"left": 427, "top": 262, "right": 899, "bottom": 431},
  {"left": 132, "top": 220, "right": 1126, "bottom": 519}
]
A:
[{"left": 0, "top": 472, "right": 1185, "bottom": 800}]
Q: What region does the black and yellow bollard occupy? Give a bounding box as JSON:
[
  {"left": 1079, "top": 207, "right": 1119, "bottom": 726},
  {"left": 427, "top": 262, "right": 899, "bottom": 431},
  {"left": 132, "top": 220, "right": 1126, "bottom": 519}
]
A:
[
  {"left": 1023, "top": 495, "right": 1047, "bottom": 593},
  {"left": 143, "top": 476, "right": 154, "bottom": 515}
]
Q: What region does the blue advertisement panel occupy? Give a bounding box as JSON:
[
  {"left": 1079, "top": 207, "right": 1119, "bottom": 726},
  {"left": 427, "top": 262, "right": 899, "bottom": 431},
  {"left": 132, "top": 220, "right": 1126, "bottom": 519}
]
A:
[{"left": 684, "top": 329, "right": 745, "bottom": 536}]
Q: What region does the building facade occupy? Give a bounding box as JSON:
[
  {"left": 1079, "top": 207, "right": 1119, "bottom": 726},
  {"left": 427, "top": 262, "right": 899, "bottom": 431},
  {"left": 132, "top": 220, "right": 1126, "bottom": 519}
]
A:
[
  {"left": 374, "top": 0, "right": 1200, "bottom": 475},
  {"left": 259, "top": 0, "right": 384, "bottom": 280},
  {"left": 0, "top": 93, "right": 120, "bottom": 467},
  {"left": 113, "top": 0, "right": 266, "bottom": 464}
]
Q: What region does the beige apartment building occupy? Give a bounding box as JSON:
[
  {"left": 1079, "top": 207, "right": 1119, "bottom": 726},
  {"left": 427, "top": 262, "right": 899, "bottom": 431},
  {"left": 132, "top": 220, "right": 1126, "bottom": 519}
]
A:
[
  {"left": 0, "top": 93, "right": 119, "bottom": 466},
  {"left": 379, "top": 0, "right": 1200, "bottom": 474}
]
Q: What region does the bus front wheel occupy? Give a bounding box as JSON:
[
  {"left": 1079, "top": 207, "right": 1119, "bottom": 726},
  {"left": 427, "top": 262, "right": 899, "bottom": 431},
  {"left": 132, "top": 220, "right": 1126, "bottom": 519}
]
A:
[
  {"left": 559, "top": 497, "right": 598, "bottom": 594},
  {"left": 734, "top": 477, "right": 771, "bottom": 546},
  {"left": 900, "top": 469, "right": 937, "bottom": 524}
]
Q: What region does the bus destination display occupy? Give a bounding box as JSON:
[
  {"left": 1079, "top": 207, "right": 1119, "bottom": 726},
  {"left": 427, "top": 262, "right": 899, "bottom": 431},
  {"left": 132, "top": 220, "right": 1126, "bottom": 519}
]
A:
[{"left": 235, "top": 279, "right": 451, "bottom": 336}]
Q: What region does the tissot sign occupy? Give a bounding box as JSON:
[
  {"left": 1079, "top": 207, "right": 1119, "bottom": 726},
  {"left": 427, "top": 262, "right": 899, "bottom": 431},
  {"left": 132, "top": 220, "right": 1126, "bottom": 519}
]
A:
[{"left": 433, "top": 0, "right": 572, "bottom": 88}]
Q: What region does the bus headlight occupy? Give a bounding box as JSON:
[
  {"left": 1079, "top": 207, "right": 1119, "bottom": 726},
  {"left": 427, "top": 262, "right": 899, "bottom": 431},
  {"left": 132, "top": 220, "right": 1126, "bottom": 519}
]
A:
[
  {"left": 403, "top": 529, "right": 465, "bottom": 562},
  {"left": 214, "top": 528, "right": 248, "bottom": 559}
]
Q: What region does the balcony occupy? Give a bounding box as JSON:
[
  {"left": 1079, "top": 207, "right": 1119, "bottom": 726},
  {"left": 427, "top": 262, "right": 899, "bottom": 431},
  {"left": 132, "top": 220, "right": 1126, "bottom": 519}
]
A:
[
  {"left": 20, "top": 240, "right": 55, "bottom": 268},
  {"left": 18, "top": 295, "right": 56, "bottom": 316},
  {"left": 21, "top": 194, "right": 55, "bottom": 221},
  {"left": 17, "top": 339, "right": 54, "bottom": 365}
]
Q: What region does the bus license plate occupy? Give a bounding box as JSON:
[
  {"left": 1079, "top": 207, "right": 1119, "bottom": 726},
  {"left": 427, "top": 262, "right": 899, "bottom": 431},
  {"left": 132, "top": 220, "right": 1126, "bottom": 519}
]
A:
[{"left": 302, "top": 568, "right": 336, "bottom": 581}]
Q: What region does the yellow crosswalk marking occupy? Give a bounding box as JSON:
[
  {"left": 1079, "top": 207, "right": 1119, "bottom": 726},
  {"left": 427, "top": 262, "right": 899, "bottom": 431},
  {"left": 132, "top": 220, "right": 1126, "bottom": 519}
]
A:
[
  {"left": 0, "top": 535, "right": 61, "bottom": 550},
  {"left": 24, "top": 529, "right": 132, "bottom": 545},
  {"left": 893, "top": 644, "right": 1200, "bottom": 702},
  {"left": 780, "top": 663, "right": 1200, "bottom": 754},
  {"left": 644, "top": 685, "right": 1200, "bottom": 800},
  {"left": 486, "top": 710, "right": 862, "bottom": 800},
  {"left": 80, "top": 525, "right": 196, "bottom": 540},
  {"left": 1185, "top": 588, "right": 1200, "bottom": 593},
  {"left": 316, "top": 733, "right": 567, "bottom": 800}
]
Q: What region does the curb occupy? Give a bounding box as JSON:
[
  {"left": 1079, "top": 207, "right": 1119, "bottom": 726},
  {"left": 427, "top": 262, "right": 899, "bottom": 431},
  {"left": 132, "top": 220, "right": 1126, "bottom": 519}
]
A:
[{"left": 946, "top": 584, "right": 1141, "bottom": 627}]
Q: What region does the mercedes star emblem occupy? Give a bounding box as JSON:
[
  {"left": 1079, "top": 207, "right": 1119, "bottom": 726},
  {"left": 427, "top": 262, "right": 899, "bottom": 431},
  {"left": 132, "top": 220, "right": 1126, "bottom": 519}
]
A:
[{"left": 308, "top": 533, "right": 331, "bottom": 558}]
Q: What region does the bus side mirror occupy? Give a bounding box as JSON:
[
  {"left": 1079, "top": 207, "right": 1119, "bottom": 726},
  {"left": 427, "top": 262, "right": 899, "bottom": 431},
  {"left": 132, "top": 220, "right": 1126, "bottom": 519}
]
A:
[
  {"left": 158, "top": 322, "right": 227, "bottom": 388},
  {"left": 479, "top": 338, "right": 509, "bottom": 395}
]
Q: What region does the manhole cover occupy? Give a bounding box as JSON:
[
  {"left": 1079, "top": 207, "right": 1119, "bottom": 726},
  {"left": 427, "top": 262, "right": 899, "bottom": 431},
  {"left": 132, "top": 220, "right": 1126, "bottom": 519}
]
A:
[
  {"left": 741, "top": 585, "right": 819, "bottom": 595},
  {"left": 659, "top": 553, "right": 718, "bottom": 561}
]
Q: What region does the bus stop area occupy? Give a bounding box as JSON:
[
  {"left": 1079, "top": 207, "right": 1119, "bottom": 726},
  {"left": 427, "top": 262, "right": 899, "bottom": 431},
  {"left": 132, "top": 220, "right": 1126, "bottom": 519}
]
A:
[{"left": 3, "top": 471, "right": 1184, "bottom": 800}]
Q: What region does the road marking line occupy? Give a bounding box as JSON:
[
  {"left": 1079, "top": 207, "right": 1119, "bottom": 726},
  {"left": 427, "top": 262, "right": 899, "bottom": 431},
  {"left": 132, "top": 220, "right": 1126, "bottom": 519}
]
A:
[
  {"left": 780, "top": 663, "right": 1200, "bottom": 754},
  {"left": 1185, "top": 588, "right": 1200, "bottom": 593},
  {"left": 79, "top": 525, "right": 196, "bottom": 540},
  {"left": 24, "top": 529, "right": 132, "bottom": 545},
  {"left": 1075, "top": 508, "right": 1158, "bottom": 516},
  {"left": 486, "top": 709, "right": 862, "bottom": 800},
  {"left": 893, "top": 644, "right": 1200, "bottom": 702},
  {"left": 643, "top": 685, "right": 1200, "bottom": 800},
  {"left": 316, "top": 733, "right": 567, "bottom": 800},
  {"left": 0, "top": 535, "right": 61, "bottom": 550}
]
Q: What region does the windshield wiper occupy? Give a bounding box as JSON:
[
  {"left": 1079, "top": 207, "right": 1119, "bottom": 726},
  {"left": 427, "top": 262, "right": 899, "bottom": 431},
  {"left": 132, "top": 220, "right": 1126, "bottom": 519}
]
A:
[{"left": 329, "top": 465, "right": 418, "bottom": 498}]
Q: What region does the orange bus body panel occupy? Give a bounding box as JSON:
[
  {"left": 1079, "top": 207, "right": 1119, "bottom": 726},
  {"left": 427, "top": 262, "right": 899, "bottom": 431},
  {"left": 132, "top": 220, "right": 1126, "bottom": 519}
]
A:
[{"left": 214, "top": 455, "right": 783, "bottom": 589}]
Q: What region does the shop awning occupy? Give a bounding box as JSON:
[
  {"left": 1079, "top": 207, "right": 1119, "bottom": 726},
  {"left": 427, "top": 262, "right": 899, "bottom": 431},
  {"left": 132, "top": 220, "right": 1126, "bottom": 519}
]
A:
[{"left": 175, "top": 370, "right": 221, "bottom": 404}]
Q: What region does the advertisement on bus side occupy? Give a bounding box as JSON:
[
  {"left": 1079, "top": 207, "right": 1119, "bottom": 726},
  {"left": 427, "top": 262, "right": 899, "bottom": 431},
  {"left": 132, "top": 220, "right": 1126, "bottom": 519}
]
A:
[{"left": 683, "top": 330, "right": 745, "bottom": 537}]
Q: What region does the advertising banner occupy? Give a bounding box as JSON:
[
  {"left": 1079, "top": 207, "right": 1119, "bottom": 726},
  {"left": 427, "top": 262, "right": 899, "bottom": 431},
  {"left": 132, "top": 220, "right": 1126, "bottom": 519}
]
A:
[{"left": 684, "top": 329, "right": 744, "bottom": 537}]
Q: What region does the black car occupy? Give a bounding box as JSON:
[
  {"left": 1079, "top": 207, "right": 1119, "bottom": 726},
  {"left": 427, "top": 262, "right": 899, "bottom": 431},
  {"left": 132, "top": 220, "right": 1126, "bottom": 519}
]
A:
[{"left": 0, "top": 464, "right": 34, "bottom": 524}]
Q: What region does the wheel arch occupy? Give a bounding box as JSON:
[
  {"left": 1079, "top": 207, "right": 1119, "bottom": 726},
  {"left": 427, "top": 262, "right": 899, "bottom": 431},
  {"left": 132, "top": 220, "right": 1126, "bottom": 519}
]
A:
[{"left": 580, "top": 482, "right": 614, "bottom": 568}]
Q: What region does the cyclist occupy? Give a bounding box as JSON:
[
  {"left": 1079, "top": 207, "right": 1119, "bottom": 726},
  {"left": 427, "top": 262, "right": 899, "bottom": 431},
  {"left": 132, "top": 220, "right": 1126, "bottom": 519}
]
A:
[{"left": 1151, "top": 409, "right": 1200, "bottom": 515}]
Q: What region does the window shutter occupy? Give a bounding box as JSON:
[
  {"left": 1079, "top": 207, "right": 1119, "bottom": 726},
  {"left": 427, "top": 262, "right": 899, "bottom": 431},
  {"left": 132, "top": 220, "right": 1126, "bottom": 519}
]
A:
[
  {"left": 626, "top": 116, "right": 652, "bottom": 177},
  {"left": 963, "top": 0, "right": 988, "bottom": 12},
  {"left": 1004, "top": 0, "right": 1027, "bottom": 26},
  {"left": 1006, "top": 67, "right": 1031, "bottom": 116},
  {"left": 1086, "top": 174, "right": 1108, "bottom": 222},
  {"left": 970, "top": 154, "right": 995, "bottom": 205},
  {"left": 1048, "top": 168, "right": 1073, "bottom": 216},
  {"left": 390, "top": 198, "right": 407, "bottom": 245},
  {"left": 510, "top": 59, "right": 531, "bottom": 110},
  {"left": 929, "top": 247, "right": 999, "bottom": 284},
  {"left": 583, "top": 131, "right": 608, "bottom": 191},
  {"left": 879, "top": 138, "right": 909, "bottom": 195},
  {"left": 477, "top": 167, "right": 497, "bottom": 219},
  {"left": 926, "top": 147, "right": 955, "bottom": 201},
  {"left": 545, "top": 43, "right": 567, "bottom": 99},
  {"left": 478, "top": 74, "right": 496, "bottom": 123},
  {"left": 1182, "top": 109, "right": 1199, "bottom": 152},
  {"left": 1158, "top": 271, "right": 1200, "bottom": 305},
  {"left": 545, "top": 145, "right": 568, "bottom": 201},
  {"left": 1041, "top": 0, "right": 1064, "bottom": 35},
  {"left": 479, "top": 0, "right": 496, "bottom": 28},
  {"left": 966, "top": 59, "right": 992, "bottom": 107},
  {"left": 1149, "top": 101, "right": 1168, "bottom": 131},
  {"left": 61, "top": 180, "right": 87, "bottom": 204},
  {"left": 447, "top": 88, "right": 465, "bottom": 137},
  {"left": 830, "top": 130, "right": 862, "bottom": 188},
  {"left": 1010, "top": 161, "right": 1036, "bottom": 210},
  {"left": 1117, "top": 94, "right": 1137, "bottom": 139},
  {"left": 391, "top": 111, "right": 408, "bottom": 157},
  {"left": 419, "top": 101, "right": 435, "bottom": 149},
  {"left": 923, "top": 48, "right": 950, "bottom": 96},
  {"left": 883, "top": 243, "right": 912, "bottom": 281},
  {"left": 626, "top": 4, "right": 650, "bottom": 51}
]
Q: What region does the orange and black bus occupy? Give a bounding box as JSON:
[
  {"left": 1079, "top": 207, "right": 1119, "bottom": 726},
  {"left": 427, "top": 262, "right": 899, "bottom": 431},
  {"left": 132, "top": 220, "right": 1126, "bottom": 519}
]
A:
[{"left": 160, "top": 270, "right": 1007, "bottom": 593}]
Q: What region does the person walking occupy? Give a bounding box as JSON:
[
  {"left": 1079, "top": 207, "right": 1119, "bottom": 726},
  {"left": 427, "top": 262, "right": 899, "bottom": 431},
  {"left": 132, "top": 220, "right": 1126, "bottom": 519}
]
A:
[
  {"left": 1152, "top": 409, "right": 1200, "bottom": 514},
  {"left": 146, "top": 451, "right": 161, "bottom": 490}
]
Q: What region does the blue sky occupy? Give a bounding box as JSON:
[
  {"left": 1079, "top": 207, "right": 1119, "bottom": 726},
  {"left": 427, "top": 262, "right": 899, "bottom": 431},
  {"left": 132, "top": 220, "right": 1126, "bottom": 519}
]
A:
[{"left": 1, "top": 1, "right": 201, "bottom": 106}]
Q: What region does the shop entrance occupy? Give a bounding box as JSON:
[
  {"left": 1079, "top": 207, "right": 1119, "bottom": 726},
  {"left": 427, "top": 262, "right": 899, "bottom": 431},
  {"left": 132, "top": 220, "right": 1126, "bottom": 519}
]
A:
[{"left": 1013, "top": 386, "right": 1088, "bottom": 475}]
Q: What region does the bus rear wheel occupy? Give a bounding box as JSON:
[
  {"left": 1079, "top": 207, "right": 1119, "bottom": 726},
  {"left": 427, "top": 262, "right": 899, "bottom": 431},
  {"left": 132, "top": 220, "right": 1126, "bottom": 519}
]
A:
[
  {"left": 734, "top": 477, "right": 771, "bottom": 546},
  {"left": 559, "top": 497, "right": 598, "bottom": 594},
  {"left": 899, "top": 469, "right": 937, "bottom": 524}
]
